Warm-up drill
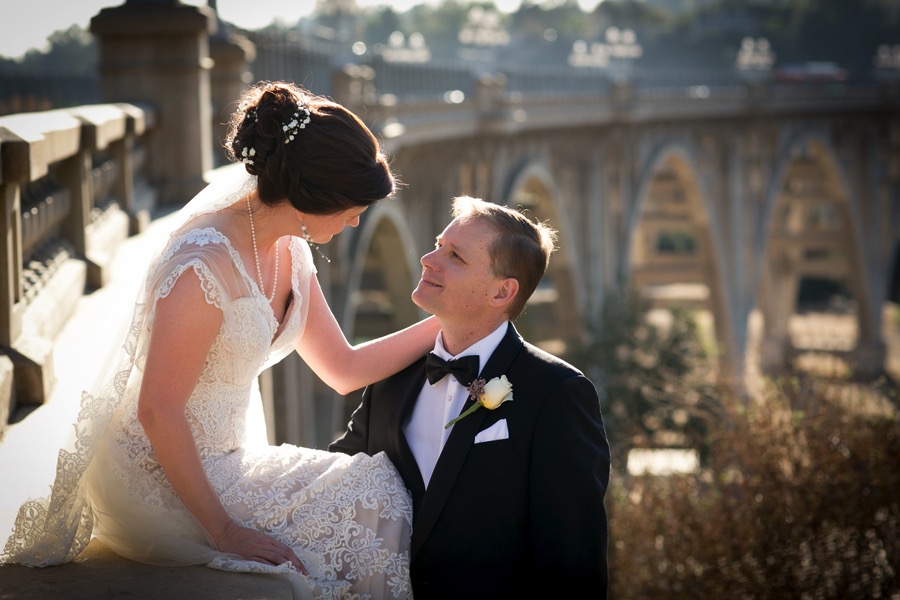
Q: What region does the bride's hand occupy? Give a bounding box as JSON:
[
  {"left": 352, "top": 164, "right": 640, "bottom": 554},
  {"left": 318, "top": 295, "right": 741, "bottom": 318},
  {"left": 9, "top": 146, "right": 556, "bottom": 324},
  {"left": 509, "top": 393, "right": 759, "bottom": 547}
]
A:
[{"left": 213, "top": 520, "right": 308, "bottom": 575}]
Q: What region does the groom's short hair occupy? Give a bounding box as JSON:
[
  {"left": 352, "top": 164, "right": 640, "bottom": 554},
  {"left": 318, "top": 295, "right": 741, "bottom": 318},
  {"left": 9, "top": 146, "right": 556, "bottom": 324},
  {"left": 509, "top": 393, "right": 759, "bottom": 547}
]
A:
[{"left": 451, "top": 195, "right": 557, "bottom": 320}]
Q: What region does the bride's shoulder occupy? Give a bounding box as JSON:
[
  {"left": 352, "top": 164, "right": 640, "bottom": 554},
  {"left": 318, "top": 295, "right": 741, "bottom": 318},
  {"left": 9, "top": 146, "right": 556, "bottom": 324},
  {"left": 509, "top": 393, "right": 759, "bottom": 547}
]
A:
[
  {"left": 287, "top": 235, "right": 315, "bottom": 265},
  {"left": 173, "top": 225, "right": 229, "bottom": 246},
  {"left": 159, "top": 224, "right": 240, "bottom": 269}
]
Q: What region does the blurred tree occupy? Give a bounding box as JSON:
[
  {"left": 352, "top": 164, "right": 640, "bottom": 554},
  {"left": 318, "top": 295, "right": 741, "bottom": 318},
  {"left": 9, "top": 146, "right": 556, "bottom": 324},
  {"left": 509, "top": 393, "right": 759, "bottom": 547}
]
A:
[
  {"left": 400, "top": 1, "right": 476, "bottom": 60},
  {"left": 568, "top": 288, "right": 726, "bottom": 470},
  {"left": 0, "top": 25, "right": 96, "bottom": 74},
  {"left": 0, "top": 25, "right": 98, "bottom": 115},
  {"left": 772, "top": 0, "right": 893, "bottom": 80},
  {"left": 360, "top": 5, "right": 403, "bottom": 49}
]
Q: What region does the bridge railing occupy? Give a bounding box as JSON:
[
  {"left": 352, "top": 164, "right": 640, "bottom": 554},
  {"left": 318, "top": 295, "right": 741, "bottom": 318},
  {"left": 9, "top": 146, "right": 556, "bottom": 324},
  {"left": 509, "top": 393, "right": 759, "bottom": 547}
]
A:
[
  {"left": 247, "top": 29, "right": 336, "bottom": 96},
  {"left": 364, "top": 56, "right": 478, "bottom": 100},
  {"left": 363, "top": 74, "right": 894, "bottom": 157},
  {"left": 499, "top": 63, "right": 615, "bottom": 96},
  {"left": 0, "top": 72, "right": 100, "bottom": 118},
  {"left": 0, "top": 102, "right": 157, "bottom": 430},
  {"left": 244, "top": 37, "right": 894, "bottom": 132}
]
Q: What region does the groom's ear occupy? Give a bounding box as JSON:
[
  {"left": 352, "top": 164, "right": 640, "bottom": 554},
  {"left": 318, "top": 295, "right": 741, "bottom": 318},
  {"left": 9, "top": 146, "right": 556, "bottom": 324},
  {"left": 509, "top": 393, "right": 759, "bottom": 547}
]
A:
[{"left": 490, "top": 277, "right": 519, "bottom": 311}]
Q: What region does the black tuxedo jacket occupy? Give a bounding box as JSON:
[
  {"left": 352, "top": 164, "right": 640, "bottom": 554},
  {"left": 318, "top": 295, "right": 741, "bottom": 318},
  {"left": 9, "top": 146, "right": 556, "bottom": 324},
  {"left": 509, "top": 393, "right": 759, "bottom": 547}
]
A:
[{"left": 330, "top": 323, "right": 610, "bottom": 599}]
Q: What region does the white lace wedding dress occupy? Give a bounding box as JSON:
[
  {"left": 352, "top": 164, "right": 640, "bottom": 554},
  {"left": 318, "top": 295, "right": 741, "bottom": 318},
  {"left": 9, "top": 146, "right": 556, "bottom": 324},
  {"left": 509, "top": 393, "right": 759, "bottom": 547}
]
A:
[{"left": 0, "top": 168, "right": 413, "bottom": 600}]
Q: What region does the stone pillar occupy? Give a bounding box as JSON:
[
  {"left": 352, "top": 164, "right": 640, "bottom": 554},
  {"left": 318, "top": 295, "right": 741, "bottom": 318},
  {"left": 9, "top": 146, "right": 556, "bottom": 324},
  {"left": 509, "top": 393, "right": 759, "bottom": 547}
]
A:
[
  {"left": 474, "top": 73, "right": 506, "bottom": 113},
  {"left": 330, "top": 64, "right": 376, "bottom": 113},
  {"left": 759, "top": 247, "right": 801, "bottom": 373},
  {"left": 851, "top": 338, "right": 887, "bottom": 377},
  {"left": 90, "top": 0, "right": 216, "bottom": 207},
  {"left": 112, "top": 104, "right": 153, "bottom": 233},
  {"left": 209, "top": 20, "right": 256, "bottom": 167},
  {"left": 706, "top": 262, "right": 743, "bottom": 393},
  {"left": 611, "top": 80, "right": 636, "bottom": 114}
]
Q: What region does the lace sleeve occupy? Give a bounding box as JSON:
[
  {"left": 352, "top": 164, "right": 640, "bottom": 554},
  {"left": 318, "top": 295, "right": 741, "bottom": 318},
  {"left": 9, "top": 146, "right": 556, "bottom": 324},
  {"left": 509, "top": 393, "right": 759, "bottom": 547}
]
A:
[{"left": 138, "top": 229, "right": 256, "bottom": 364}]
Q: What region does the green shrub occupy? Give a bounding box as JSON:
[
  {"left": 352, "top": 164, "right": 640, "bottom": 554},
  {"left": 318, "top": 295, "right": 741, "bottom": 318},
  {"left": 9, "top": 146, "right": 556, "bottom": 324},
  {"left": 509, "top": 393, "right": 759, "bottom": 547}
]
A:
[{"left": 569, "top": 288, "right": 725, "bottom": 469}]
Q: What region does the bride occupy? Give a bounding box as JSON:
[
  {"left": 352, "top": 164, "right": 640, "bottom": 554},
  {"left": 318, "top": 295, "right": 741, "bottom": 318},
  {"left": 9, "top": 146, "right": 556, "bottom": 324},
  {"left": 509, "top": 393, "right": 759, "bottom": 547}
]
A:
[{"left": 1, "top": 81, "right": 439, "bottom": 599}]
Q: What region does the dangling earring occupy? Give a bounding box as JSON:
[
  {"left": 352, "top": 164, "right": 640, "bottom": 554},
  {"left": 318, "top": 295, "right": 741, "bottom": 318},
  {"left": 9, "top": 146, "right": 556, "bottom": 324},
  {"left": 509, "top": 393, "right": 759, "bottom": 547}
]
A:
[{"left": 301, "top": 222, "right": 331, "bottom": 263}]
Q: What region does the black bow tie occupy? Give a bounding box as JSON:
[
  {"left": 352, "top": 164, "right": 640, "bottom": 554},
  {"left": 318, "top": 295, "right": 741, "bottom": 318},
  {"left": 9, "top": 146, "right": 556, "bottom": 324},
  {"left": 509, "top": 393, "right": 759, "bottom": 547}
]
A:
[{"left": 425, "top": 353, "right": 480, "bottom": 387}]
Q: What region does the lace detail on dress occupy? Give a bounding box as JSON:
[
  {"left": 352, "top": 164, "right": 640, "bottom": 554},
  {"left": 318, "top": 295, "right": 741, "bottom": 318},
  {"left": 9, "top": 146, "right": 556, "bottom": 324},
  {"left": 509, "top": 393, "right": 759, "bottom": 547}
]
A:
[
  {"left": 160, "top": 227, "right": 230, "bottom": 263},
  {"left": 157, "top": 261, "right": 223, "bottom": 309},
  {"left": 1, "top": 388, "right": 118, "bottom": 566},
  {"left": 216, "top": 449, "right": 413, "bottom": 600}
]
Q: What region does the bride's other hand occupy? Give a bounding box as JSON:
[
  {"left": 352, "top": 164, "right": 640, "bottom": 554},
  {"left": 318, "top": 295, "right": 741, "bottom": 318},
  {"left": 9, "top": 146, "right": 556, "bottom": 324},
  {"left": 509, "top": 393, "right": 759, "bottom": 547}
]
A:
[{"left": 214, "top": 521, "right": 308, "bottom": 575}]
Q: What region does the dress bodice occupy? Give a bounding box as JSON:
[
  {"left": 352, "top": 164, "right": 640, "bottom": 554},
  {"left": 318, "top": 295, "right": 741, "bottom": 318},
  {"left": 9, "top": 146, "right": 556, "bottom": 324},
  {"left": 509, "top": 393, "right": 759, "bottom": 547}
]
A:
[{"left": 115, "top": 227, "right": 313, "bottom": 463}]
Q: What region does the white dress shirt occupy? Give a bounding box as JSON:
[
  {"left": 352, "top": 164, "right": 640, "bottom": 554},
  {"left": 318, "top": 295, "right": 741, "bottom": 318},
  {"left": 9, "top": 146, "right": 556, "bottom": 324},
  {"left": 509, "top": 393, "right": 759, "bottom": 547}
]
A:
[{"left": 403, "top": 322, "right": 508, "bottom": 488}]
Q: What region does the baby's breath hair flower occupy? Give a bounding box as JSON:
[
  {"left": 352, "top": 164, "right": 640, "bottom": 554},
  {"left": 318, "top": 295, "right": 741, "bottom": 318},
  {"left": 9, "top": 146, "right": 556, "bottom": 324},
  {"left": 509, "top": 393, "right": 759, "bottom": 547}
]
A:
[
  {"left": 241, "top": 146, "right": 256, "bottom": 165},
  {"left": 283, "top": 106, "right": 312, "bottom": 144}
]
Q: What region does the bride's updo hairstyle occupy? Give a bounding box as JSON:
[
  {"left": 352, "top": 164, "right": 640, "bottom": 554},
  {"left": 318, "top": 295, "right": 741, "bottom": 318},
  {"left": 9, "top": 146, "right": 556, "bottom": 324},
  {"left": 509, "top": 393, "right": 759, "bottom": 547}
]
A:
[{"left": 225, "top": 80, "right": 396, "bottom": 215}]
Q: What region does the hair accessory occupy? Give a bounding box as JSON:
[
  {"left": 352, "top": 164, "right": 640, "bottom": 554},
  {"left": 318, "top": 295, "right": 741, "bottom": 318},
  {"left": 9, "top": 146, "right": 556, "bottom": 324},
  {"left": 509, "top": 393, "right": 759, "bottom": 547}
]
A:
[
  {"left": 247, "top": 197, "right": 279, "bottom": 302},
  {"left": 301, "top": 222, "right": 331, "bottom": 263},
  {"left": 241, "top": 146, "right": 256, "bottom": 166},
  {"left": 283, "top": 107, "right": 311, "bottom": 144}
]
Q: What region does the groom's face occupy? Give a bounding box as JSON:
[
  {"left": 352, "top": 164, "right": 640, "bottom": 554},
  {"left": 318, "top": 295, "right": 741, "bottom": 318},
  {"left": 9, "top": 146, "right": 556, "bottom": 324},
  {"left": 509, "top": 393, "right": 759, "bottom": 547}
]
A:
[{"left": 412, "top": 217, "right": 501, "bottom": 322}]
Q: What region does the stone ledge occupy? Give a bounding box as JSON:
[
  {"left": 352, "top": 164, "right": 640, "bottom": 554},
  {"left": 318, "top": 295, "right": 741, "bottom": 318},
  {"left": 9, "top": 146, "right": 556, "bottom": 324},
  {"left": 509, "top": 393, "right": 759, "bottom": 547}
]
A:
[{"left": 0, "top": 538, "right": 293, "bottom": 600}]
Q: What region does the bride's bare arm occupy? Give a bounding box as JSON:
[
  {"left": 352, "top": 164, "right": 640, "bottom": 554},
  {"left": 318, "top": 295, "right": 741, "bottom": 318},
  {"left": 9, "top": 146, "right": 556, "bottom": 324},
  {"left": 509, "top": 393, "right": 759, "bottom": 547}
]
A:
[
  {"left": 296, "top": 275, "right": 440, "bottom": 395},
  {"left": 137, "top": 271, "right": 305, "bottom": 572}
]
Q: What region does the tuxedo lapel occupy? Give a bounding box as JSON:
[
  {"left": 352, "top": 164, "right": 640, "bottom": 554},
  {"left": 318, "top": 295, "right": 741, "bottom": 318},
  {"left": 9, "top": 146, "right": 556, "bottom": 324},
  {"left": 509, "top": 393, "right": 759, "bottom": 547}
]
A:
[
  {"left": 390, "top": 361, "right": 428, "bottom": 502},
  {"left": 411, "top": 323, "right": 524, "bottom": 557}
]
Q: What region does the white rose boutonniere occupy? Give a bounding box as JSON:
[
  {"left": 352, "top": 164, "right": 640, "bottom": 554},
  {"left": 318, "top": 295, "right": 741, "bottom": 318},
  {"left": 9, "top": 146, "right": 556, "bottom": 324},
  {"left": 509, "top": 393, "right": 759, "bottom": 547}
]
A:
[{"left": 444, "top": 375, "right": 514, "bottom": 429}]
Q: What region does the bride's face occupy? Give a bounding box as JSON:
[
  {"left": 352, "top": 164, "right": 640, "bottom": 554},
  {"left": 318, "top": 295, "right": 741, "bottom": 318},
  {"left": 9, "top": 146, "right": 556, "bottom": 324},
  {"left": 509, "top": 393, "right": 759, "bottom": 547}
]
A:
[{"left": 301, "top": 206, "right": 367, "bottom": 243}]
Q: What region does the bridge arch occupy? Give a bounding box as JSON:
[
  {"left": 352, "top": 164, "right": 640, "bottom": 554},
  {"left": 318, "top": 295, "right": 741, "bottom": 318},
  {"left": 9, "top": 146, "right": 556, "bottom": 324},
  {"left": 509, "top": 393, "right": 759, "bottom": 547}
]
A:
[
  {"left": 756, "top": 130, "right": 874, "bottom": 373},
  {"left": 624, "top": 139, "right": 739, "bottom": 382},
  {"left": 336, "top": 201, "right": 424, "bottom": 423},
  {"left": 340, "top": 200, "right": 424, "bottom": 339},
  {"left": 503, "top": 160, "right": 586, "bottom": 355}
]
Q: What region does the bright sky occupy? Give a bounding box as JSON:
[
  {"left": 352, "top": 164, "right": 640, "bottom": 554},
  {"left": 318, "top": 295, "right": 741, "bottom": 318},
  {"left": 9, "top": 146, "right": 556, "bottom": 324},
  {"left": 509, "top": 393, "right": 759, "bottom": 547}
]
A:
[{"left": 0, "top": 0, "right": 602, "bottom": 59}]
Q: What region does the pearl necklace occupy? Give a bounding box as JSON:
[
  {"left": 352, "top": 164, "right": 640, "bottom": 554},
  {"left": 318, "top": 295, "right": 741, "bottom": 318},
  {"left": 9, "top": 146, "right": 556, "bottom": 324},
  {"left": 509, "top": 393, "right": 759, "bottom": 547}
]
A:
[{"left": 246, "top": 197, "right": 279, "bottom": 303}]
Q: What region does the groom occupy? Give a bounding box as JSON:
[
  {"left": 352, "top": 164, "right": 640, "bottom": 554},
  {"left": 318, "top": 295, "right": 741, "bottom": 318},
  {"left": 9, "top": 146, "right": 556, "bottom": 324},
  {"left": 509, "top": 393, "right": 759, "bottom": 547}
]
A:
[{"left": 330, "top": 196, "right": 610, "bottom": 599}]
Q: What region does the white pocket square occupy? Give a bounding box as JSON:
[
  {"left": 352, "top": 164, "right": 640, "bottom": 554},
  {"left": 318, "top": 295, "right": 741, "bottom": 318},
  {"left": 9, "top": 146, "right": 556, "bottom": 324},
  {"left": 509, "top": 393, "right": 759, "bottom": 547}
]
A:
[{"left": 474, "top": 419, "right": 508, "bottom": 444}]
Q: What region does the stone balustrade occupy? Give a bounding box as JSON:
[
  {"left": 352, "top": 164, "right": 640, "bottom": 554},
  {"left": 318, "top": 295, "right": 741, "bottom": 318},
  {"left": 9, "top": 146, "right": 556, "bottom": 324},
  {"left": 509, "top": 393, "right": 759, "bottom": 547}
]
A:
[{"left": 0, "top": 102, "right": 156, "bottom": 434}]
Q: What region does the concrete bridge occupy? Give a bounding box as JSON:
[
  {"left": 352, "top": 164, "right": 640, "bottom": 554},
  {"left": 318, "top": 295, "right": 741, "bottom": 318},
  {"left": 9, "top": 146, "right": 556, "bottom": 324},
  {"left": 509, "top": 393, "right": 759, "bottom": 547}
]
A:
[{"left": 1, "top": 1, "right": 898, "bottom": 454}]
